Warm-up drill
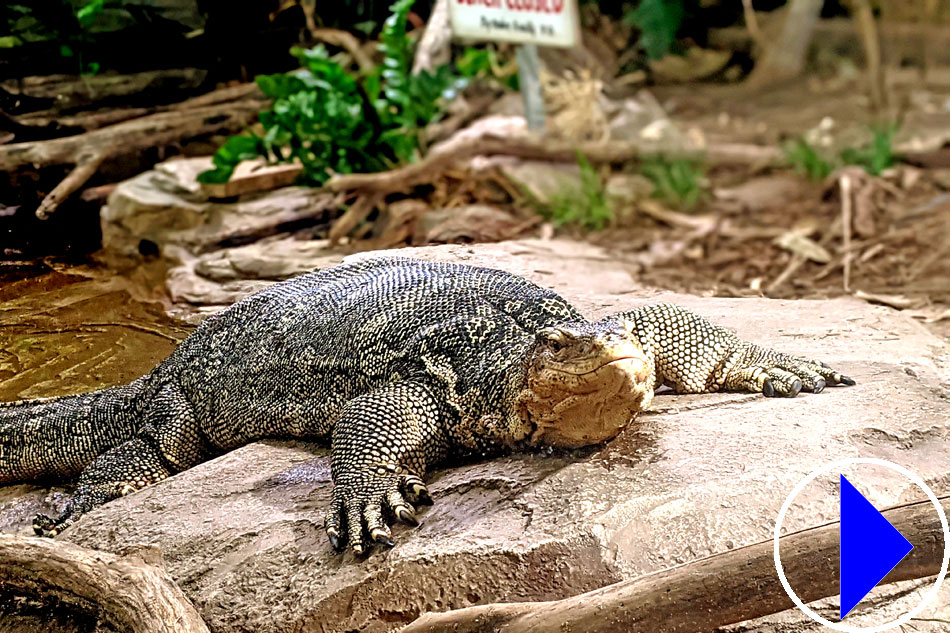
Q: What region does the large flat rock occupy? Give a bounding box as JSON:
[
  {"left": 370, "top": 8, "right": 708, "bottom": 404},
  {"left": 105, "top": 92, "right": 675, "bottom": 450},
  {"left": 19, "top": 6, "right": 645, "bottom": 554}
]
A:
[{"left": 2, "top": 241, "right": 949, "bottom": 632}]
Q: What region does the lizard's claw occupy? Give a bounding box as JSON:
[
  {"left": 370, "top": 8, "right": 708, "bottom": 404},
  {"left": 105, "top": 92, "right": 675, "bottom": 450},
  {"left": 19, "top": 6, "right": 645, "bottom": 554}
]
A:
[
  {"left": 727, "top": 348, "right": 855, "bottom": 397},
  {"left": 32, "top": 514, "right": 61, "bottom": 538},
  {"left": 324, "top": 470, "right": 429, "bottom": 555}
]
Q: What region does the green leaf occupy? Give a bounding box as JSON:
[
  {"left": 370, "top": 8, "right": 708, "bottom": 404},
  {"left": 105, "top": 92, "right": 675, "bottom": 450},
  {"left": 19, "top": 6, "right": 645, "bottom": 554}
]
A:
[{"left": 626, "top": 0, "right": 685, "bottom": 60}]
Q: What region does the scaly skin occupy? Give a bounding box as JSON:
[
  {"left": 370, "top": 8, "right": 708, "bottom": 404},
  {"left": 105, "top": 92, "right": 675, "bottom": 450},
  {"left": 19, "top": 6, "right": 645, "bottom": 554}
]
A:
[{"left": 0, "top": 257, "right": 854, "bottom": 552}]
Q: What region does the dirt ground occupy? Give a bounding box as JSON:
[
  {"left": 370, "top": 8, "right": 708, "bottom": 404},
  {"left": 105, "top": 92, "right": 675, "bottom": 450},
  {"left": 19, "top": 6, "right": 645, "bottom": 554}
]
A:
[{"left": 590, "top": 79, "right": 950, "bottom": 340}]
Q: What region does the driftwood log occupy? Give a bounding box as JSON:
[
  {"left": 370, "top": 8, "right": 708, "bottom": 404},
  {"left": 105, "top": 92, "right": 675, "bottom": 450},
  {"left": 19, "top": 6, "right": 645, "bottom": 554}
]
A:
[
  {"left": 325, "top": 135, "right": 783, "bottom": 195},
  {"left": 0, "top": 533, "right": 210, "bottom": 633},
  {"left": 1, "top": 83, "right": 265, "bottom": 219},
  {"left": 401, "top": 496, "right": 948, "bottom": 633}
]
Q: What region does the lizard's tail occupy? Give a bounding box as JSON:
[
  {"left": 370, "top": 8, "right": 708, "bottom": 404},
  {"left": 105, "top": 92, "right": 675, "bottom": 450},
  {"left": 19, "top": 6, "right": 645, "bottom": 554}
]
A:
[{"left": 0, "top": 380, "right": 145, "bottom": 484}]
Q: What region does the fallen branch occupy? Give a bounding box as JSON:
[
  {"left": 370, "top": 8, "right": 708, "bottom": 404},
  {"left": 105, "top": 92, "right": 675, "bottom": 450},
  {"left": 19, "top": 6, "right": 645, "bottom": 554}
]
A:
[
  {"left": 17, "top": 84, "right": 263, "bottom": 135},
  {"left": 308, "top": 28, "right": 375, "bottom": 72},
  {"left": 328, "top": 193, "right": 384, "bottom": 244},
  {"left": 0, "top": 533, "right": 210, "bottom": 633},
  {"left": 401, "top": 496, "right": 948, "bottom": 633},
  {"left": 1, "top": 102, "right": 263, "bottom": 171},
  {"left": 2, "top": 93, "right": 264, "bottom": 218},
  {"left": 36, "top": 151, "right": 107, "bottom": 219},
  {"left": 325, "top": 136, "right": 783, "bottom": 194}
]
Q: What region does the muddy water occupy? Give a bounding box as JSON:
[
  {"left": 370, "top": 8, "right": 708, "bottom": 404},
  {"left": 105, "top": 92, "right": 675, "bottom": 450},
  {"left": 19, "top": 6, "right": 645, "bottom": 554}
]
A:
[{"left": 0, "top": 259, "right": 192, "bottom": 402}]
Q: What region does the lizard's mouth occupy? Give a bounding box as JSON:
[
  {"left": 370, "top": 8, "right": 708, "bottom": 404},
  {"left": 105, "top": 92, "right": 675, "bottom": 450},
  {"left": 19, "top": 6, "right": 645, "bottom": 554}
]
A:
[{"left": 570, "top": 356, "right": 641, "bottom": 376}]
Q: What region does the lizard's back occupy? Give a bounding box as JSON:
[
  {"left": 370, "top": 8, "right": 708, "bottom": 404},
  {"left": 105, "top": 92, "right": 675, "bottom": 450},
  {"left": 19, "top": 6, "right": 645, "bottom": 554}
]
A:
[{"left": 158, "top": 257, "right": 583, "bottom": 449}]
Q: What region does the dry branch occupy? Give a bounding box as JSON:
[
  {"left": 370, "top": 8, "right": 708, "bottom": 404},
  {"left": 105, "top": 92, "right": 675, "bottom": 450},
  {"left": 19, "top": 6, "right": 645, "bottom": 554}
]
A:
[
  {"left": 35, "top": 151, "right": 107, "bottom": 219},
  {"left": 329, "top": 193, "right": 384, "bottom": 244},
  {"left": 309, "top": 28, "right": 375, "bottom": 72},
  {"left": 0, "top": 533, "right": 210, "bottom": 633},
  {"left": 325, "top": 136, "right": 783, "bottom": 194},
  {"left": 1, "top": 102, "right": 262, "bottom": 171},
  {"left": 401, "top": 496, "right": 948, "bottom": 633},
  {"left": 1, "top": 87, "right": 264, "bottom": 218},
  {"left": 412, "top": 0, "right": 451, "bottom": 75}
]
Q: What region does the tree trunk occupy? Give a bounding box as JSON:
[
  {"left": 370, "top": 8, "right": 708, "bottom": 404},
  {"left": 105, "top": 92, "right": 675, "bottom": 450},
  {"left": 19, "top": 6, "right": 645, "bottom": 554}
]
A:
[
  {"left": 0, "top": 533, "right": 210, "bottom": 633},
  {"left": 746, "top": 0, "right": 824, "bottom": 88}
]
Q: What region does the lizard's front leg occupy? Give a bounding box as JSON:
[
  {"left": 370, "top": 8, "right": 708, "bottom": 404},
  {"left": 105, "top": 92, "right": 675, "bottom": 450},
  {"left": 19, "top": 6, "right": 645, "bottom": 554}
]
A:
[
  {"left": 605, "top": 304, "right": 855, "bottom": 397},
  {"left": 324, "top": 381, "right": 449, "bottom": 555}
]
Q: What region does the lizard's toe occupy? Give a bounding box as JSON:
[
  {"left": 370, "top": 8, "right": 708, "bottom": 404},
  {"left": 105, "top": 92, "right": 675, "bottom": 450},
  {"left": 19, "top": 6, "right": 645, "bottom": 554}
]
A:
[
  {"left": 324, "top": 496, "right": 345, "bottom": 553},
  {"left": 400, "top": 474, "right": 433, "bottom": 506},
  {"left": 386, "top": 488, "right": 420, "bottom": 526},
  {"left": 764, "top": 369, "right": 802, "bottom": 397},
  {"left": 32, "top": 514, "right": 60, "bottom": 538}
]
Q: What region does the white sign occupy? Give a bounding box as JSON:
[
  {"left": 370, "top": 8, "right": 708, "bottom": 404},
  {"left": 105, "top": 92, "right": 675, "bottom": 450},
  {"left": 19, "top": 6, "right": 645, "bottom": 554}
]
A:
[{"left": 448, "top": 0, "right": 579, "bottom": 49}]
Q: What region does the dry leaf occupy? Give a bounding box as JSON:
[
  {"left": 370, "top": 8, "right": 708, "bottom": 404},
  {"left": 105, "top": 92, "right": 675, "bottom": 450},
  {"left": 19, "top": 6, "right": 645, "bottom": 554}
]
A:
[{"left": 773, "top": 232, "right": 832, "bottom": 263}]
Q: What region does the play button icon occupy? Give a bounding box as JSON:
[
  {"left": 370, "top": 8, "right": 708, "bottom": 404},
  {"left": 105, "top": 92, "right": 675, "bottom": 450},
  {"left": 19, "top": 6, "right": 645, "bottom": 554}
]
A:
[
  {"left": 839, "top": 474, "right": 914, "bottom": 619},
  {"left": 774, "top": 457, "right": 950, "bottom": 632}
]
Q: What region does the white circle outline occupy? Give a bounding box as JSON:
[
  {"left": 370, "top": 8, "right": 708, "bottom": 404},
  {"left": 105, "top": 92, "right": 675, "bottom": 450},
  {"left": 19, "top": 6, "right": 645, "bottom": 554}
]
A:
[{"left": 773, "top": 457, "right": 949, "bottom": 632}]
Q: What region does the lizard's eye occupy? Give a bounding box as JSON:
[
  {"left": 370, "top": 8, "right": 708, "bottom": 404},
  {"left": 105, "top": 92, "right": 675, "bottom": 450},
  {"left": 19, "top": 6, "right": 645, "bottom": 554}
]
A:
[{"left": 543, "top": 330, "right": 568, "bottom": 352}]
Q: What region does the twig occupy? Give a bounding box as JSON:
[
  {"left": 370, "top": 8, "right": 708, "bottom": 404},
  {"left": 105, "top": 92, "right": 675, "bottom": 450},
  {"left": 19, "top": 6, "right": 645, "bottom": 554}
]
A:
[
  {"left": 328, "top": 193, "right": 384, "bottom": 244},
  {"left": 741, "top": 0, "right": 764, "bottom": 52},
  {"left": 308, "top": 28, "right": 374, "bottom": 72},
  {"left": 80, "top": 182, "right": 118, "bottom": 202},
  {"left": 840, "top": 174, "right": 853, "bottom": 292},
  {"left": 35, "top": 151, "right": 107, "bottom": 219},
  {"left": 766, "top": 254, "right": 807, "bottom": 295}
]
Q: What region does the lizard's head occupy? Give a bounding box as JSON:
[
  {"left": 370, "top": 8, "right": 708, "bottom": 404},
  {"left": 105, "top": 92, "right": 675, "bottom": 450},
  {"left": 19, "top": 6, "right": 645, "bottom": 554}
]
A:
[{"left": 519, "top": 321, "right": 653, "bottom": 448}]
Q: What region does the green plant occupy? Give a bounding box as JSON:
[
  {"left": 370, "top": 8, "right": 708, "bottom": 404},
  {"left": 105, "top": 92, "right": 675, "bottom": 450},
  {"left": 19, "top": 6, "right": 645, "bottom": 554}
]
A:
[
  {"left": 544, "top": 153, "right": 613, "bottom": 231},
  {"left": 639, "top": 156, "right": 707, "bottom": 210},
  {"left": 200, "top": 0, "right": 464, "bottom": 186},
  {"left": 783, "top": 138, "right": 836, "bottom": 181},
  {"left": 456, "top": 46, "right": 519, "bottom": 90},
  {"left": 784, "top": 125, "right": 900, "bottom": 180},
  {"left": 624, "top": 0, "right": 685, "bottom": 60},
  {"left": 2, "top": 0, "right": 118, "bottom": 73},
  {"left": 839, "top": 125, "right": 897, "bottom": 176}
]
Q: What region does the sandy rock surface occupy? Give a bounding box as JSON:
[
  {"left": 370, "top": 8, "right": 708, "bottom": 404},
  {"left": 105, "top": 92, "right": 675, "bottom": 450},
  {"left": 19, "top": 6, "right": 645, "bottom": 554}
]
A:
[{"left": 2, "top": 240, "right": 948, "bottom": 632}]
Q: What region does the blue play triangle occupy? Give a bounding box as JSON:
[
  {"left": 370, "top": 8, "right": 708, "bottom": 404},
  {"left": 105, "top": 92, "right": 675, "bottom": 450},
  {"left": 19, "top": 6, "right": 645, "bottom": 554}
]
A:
[{"left": 839, "top": 474, "right": 914, "bottom": 619}]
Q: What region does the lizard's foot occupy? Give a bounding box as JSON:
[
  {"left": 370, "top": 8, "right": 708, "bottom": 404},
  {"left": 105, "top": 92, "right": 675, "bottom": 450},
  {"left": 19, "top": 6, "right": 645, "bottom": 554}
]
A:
[
  {"left": 31, "top": 490, "right": 102, "bottom": 537},
  {"left": 726, "top": 350, "right": 855, "bottom": 398},
  {"left": 324, "top": 469, "right": 431, "bottom": 555},
  {"left": 32, "top": 513, "right": 64, "bottom": 538}
]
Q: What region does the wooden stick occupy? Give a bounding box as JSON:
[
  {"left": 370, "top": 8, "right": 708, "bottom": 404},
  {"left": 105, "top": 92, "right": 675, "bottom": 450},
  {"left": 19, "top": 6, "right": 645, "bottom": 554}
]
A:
[
  {"left": 0, "top": 533, "right": 210, "bottom": 633},
  {"left": 308, "top": 28, "right": 374, "bottom": 72},
  {"left": 328, "top": 193, "right": 384, "bottom": 244},
  {"left": 325, "top": 136, "right": 783, "bottom": 194},
  {"left": 35, "top": 151, "right": 107, "bottom": 219},
  {"left": 840, "top": 174, "right": 853, "bottom": 292},
  {"left": 766, "top": 253, "right": 807, "bottom": 295},
  {"left": 401, "top": 496, "right": 949, "bottom": 633}
]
